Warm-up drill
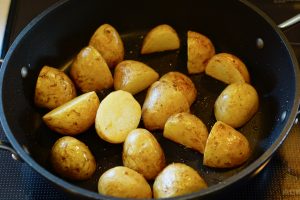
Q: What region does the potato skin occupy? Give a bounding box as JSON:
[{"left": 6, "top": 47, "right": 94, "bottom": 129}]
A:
[
  {"left": 114, "top": 60, "right": 159, "bottom": 95},
  {"left": 164, "top": 112, "right": 208, "bottom": 154},
  {"left": 214, "top": 82, "right": 259, "bottom": 128},
  {"left": 43, "top": 91, "right": 100, "bottom": 135},
  {"left": 70, "top": 46, "right": 113, "bottom": 93},
  {"left": 34, "top": 66, "right": 76, "bottom": 109},
  {"left": 153, "top": 163, "right": 207, "bottom": 198},
  {"left": 50, "top": 136, "right": 96, "bottom": 180},
  {"left": 142, "top": 81, "right": 190, "bottom": 130},
  {"left": 123, "top": 129, "right": 166, "bottom": 180},
  {"left": 187, "top": 31, "right": 215, "bottom": 74},
  {"left": 89, "top": 24, "right": 124, "bottom": 68},
  {"left": 160, "top": 71, "right": 197, "bottom": 106},
  {"left": 98, "top": 166, "right": 152, "bottom": 198},
  {"left": 203, "top": 121, "right": 251, "bottom": 168}
]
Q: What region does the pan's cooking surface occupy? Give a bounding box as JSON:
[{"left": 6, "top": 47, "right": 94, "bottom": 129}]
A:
[{"left": 0, "top": 0, "right": 299, "bottom": 199}]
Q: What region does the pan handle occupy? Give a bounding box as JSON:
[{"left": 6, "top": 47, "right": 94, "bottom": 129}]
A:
[
  {"left": 0, "top": 140, "right": 21, "bottom": 161},
  {"left": 278, "top": 13, "right": 300, "bottom": 29}
]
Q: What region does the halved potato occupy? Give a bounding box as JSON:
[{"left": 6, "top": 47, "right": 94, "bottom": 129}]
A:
[
  {"left": 203, "top": 121, "right": 251, "bottom": 168},
  {"left": 187, "top": 31, "right": 215, "bottom": 74},
  {"left": 70, "top": 46, "right": 113, "bottom": 93},
  {"left": 160, "top": 71, "right": 197, "bottom": 106},
  {"left": 89, "top": 24, "right": 124, "bottom": 68},
  {"left": 164, "top": 112, "right": 208, "bottom": 154},
  {"left": 95, "top": 90, "right": 141, "bottom": 143},
  {"left": 43, "top": 91, "right": 100, "bottom": 135},
  {"left": 205, "top": 53, "right": 250, "bottom": 84},
  {"left": 141, "top": 24, "right": 180, "bottom": 54},
  {"left": 34, "top": 66, "right": 76, "bottom": 109},
  {"left": 114, "top": 60, "right": 159, "bottom": 95},
  {"left": 123, "top": 128, "right": 166, "bottom": 180},
  {"left": 142, "top": 81, "right": 190, "bottom": 130},
  {"left": 153, "top": 163, "right": 207, "bottom": 198}
]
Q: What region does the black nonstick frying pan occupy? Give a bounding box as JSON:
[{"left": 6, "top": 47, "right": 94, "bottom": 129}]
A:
[{"left": 0, "top": 0, "right": 299, "bottom": 199}]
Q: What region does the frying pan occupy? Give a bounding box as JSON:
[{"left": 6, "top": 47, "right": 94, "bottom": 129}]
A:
[{"left": 0, "top": 0, "right": 299, "bottom": 199}]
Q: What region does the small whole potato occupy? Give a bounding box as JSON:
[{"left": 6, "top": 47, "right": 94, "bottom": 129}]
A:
[
  {"left": 34, "top": 66, "right": 76, "bottom": 109},
  {"left": 70, "top": 46, "right": 113, "bottom": 93},
  {"left": 214, "top": 82, "right": 259, "bottom": 128},
  {"left": 160, "top": 71, "right": 197, "bottom": 106},
  {"left": 50, "top": 136, "right": 96, "bottom": 180},
  {"left": 89, "top": 24, "right": 124, "bottom": 68},
  {"left": 153, "top": 163, "right": 207, "bottom": 198},
  {"left": 98, "top": 166, "right": 152, "bottom": 198},
  {"left": 123, "top": 128, "right": 166, "bottom": 180},
  {"left": 203, "top": 121, "right": 251, "bottom": 168}
]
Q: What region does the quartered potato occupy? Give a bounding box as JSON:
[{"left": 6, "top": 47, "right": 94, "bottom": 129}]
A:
[
  {"left": 98, "top": 166, "right": 152, "bottom": 198},
  {"left": 142, "top": 81, "right": 190, "bottom": 130},
  {"left": 160, "top": 71, "right": 197, "bottom": 106},
  {"left": 114, "top": 60, "right": 159, "bottom": 95},
  {"left": 50, "top": 136, "right": 96, "bottom": 180},
  {"left": 214, "top": 82, "right": 259, "bottom": 128},
  {"left": 141, "top": 24, "right": 180, "bottom": 54},
  {"left": 123, "top": 128, "right": 166, "bottom": 180},
  {"left": 70, "top": 46, "right": 113, "bottom": 93},
  {"left": 164, "top": 112, "right": 208, "bottom": 154},
  {"left": 95, "top": 90, "right": 141, "bottom": 143},
  {"left": 34, "top": 66, "right": 76, "bottom": 110},
  {"left": 43, "top": 91, "right": 100, "bottom": 135},
  {"left": 203, "top": 121, "right": 251, "bottom": 168},
  {"left": 89, "top": 24, "right": 124, "bottom": 68},
  {"left": 205, "top": 53, "right": 250, "bottom": 84},
  {"left": 153, "top": 163, "right": 207, "bottom": 198},
  {"left": 187, "top": 31, "right": 215, "bottom": 74}
]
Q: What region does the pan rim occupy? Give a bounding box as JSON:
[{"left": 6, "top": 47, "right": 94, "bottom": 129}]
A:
[{"left": 0, "top": 0, "right": 299, "bottom": 199}]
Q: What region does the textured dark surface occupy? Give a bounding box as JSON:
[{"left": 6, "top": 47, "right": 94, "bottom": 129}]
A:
[{"left": 0, "top": 0, "right": 300, "bottom": 200}]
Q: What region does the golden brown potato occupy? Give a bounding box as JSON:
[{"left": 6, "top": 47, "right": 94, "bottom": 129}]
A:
[
  {"left": 43, "top": 91, "right": 100, "bottom": 135},
  {"left": 160, "top": 71, "right": 197, "bottom": 106},
  {"left": 163, "top": 112, "right": 208, "bottom": 154},
  {"left": 203, "top": 121, "right": 251, "bottom": 168},
  {"left": 95, "top": 90, "right": 141, "bottom": 143},
  {"left": 98, "top": 166, "right": 152, "bottom": 198},
  {"left": 153, "top": 163, "right": 207, "bottom": 198},
  {"left": 141, "top": 24, "right": 180, "bottom": 54},
  {"left": 123, "top": 128, "right": 165, "bottom": 180},
  {"left": 50, "top": 136, "right": 96, "bottom": 180},
  {"left": 89, "top": 24, "right": 124, "bottom": 68},
  {"left": 142, "top": 81, "right": 190, "bottom": 130},
  {"left": 214, "top": 82, "right": 259, "bottom": 128},
  {"left": 114, "top": 60, "right": 159, "bottom": 95},
  {"left": 34, "top": 66, "right": 76, "bottom": 110},
  {"left": 205, "top": 53, "right": 250, "bottom": 84},
  {"left": 187, "top": 31, "right": 215, "bottom": 74},
  {"left": 70, "top": 46, "right": 113, "bottom": 93}
]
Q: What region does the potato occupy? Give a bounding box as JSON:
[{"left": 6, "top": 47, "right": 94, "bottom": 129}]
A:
[
  {"left": 98, "top": 166, "right": 152, "bottom": 198},
  {"left": 34, "top": 66, "right": 76, "bottom": 109},
  {"left": 89, "top": 24, "right": 124, "bottom": 68},
  {"left": 123, "top": 128, "right": 165, "bottom": 180},
  {"left": 43, "top": 91, "right": 100, "bottom": 135},
  {"left": 141, "top": 24, "right": 180, "bottom": 54},
  {"left": 187, "top": 31, "right": 215, "bottom": 74},
  {"left": 50, "top": 136, "right": 96, "bottom": 180},
  {"left": 205, "top": 53, "right": 250, "bottom": 84},
  {"left": 142, "top": 81, "right": 190, "bottom": 130},
  {"left": 160, "top": 71, "right": 197, "bottom": 105},
  {"left": 203, "top": 121, "right": 251, "bottom": 168},
  {"left": 153, "top": 163, "right": 207, "bottom": 198},
  {"left": 114, "top": 60, "right": 159, "bottom": 95},
  {"left": 70, "top": 46, "right": 113, "bottom": 93},
  {"left": 95, "top": 90, "right": 141, "bottom": 143},
  {"left": 214, "top": 82, "right": 259, "bottom": 128},
  {"left": 164, "top": 112, "right": 208, "bottom": 154}
]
